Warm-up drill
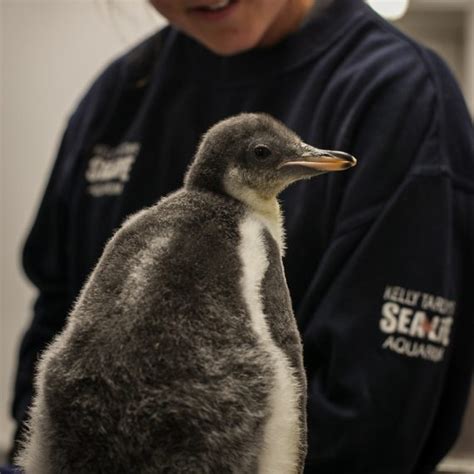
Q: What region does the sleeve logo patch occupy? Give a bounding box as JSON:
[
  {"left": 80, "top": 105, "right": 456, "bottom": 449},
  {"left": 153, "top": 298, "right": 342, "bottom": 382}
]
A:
[
  {"left": 85, "top": 142, "right": 140, "bottom": 197},
  {"left": 380, "top": 286, "right": 456, "bottom": 363}
]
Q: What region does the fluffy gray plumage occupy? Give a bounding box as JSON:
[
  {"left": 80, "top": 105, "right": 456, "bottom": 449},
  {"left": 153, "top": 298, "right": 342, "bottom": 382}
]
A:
[{"left": 17, "top": 113, "right": 355, "bottom": 473}]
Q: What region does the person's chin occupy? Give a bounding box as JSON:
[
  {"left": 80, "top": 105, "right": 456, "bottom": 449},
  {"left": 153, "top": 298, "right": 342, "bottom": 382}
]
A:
[{"left": 196, "top": 31, "right": 262, "bottom": 56}]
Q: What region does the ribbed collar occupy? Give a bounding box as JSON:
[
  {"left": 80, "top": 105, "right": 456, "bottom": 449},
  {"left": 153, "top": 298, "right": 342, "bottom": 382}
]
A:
[{"left": 171, "top": 0, "right": 368, "bottom": 85}]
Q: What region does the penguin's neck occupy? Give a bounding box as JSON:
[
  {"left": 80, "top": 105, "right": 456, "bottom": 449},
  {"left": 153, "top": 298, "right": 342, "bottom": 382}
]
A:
[
  {"left": 224, "top": 179, "right": 285, "bottom": 253},
  {"left": 253, "top": 200, "right": 286, "bottom": 256}
]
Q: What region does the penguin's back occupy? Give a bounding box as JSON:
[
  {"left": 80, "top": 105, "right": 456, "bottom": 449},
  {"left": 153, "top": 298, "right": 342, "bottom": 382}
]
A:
[{"left": 32, "top": 189, "right": 278, "bottom": 473}]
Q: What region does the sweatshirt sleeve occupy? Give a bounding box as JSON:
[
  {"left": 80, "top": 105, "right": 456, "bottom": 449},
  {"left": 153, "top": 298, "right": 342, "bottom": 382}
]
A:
[{"left": 300, "top": 42, "right": 474, "bottom": 473}]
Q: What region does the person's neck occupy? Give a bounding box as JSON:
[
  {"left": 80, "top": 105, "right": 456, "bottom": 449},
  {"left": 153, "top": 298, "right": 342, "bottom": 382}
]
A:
[{"left": 258, "top": 0, "right": 317, "bottom": 48}]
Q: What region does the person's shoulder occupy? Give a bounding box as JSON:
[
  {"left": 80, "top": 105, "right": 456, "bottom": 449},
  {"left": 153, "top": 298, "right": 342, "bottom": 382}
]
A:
[
  {"left": 344, "top": 3, "right": 459, "bottom": 98},
  {"left": 119, "top": 25, "right": 172, "bottom": 84},
  {"left": 336, "top": 11, "right": 410, "bottom": 79},
  {"left": 71, "top": 26, "right": 171, "bottom": 118},
  {"left": 330, "top": 4, "right": 473, "bottom": 190},
  {"left": 359, "top": 8, "right": 473, "bottom": 148},
  {"left": 326, "top": 2, "right": 470, "bottom": 139}
]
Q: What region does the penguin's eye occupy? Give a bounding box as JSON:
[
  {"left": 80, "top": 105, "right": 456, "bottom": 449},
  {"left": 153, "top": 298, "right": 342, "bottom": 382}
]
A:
[{"left": 254, "top": 145, "right": 272, "bottom": 160}]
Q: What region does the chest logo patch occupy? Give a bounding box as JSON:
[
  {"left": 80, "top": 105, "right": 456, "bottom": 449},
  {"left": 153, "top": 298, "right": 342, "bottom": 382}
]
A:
[
  {"left": 85, "top": 142, "right": 140, "bottom": 197},
  {"left": 380, "top": 285, "right": 456, "bottom": 363}
]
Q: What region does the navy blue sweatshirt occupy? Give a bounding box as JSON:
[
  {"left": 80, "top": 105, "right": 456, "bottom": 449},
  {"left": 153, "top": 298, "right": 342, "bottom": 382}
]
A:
[{"left": 11, "top": 0, "right": 474, "bottom": 471}]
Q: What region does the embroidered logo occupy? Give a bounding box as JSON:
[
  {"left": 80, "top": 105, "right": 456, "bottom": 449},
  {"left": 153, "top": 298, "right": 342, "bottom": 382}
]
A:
[
  {"left": 379, "top": 285, "right": 455, "bottom": 363},
  {"left": 85, "top": 142, "right": 140, "bottom": 197}
]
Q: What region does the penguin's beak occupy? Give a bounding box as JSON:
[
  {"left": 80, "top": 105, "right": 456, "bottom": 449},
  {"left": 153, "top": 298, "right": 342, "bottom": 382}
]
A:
[{"left": 281, "top": 144, "right": 357, "bottom": 172}]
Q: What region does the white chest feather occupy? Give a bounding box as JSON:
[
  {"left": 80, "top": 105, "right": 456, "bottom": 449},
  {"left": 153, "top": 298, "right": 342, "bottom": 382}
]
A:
[
  {"left": 238, "top": 214, "right": 300, "bottom": 474},
  {"left": 223, "top": 169, "right": 285, "bottom": 254}
]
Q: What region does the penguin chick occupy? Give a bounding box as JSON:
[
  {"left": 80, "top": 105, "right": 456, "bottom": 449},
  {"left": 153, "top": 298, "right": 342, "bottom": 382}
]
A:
[{"left": 17, "top": 113, "right": 356, "bottom": 474}]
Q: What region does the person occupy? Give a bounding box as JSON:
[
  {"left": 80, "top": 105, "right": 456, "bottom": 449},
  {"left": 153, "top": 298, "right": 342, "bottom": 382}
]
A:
[{"left": 8, "top": 0, "right": 474, "bottom": 472}]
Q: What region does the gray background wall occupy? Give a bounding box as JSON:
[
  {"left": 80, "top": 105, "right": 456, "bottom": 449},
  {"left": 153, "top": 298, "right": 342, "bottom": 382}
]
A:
[{"left": 1, "top": 0, "right": 473, "bottom": 469}]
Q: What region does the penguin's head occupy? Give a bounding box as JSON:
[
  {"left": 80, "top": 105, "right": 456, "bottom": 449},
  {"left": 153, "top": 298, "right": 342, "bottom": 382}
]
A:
[{"left": 185, "top": 113, "right": 356, "bottom": 208}]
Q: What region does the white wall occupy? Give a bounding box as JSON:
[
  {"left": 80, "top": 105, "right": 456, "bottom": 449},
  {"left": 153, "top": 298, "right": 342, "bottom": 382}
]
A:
[{"left": 0, "top": 0, "right": 165, "bottom": 455}]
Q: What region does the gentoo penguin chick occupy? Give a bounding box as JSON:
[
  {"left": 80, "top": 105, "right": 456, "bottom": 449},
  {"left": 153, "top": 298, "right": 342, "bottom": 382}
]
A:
[{"left": 17, "top": 113, "right": 356, "bottom": 474}]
